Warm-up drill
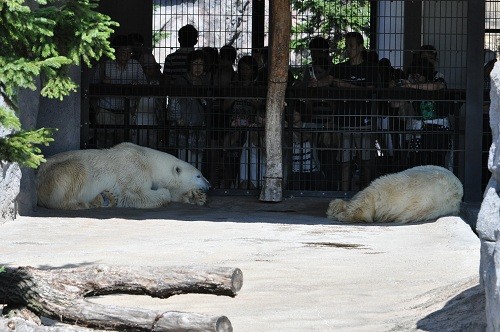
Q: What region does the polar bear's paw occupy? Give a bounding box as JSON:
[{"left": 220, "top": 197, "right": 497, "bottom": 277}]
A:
[
  {"left": 89, "top": 191, "right": 117, "bottom": 208},
  {"left": 181, "top": 189, "right": 208, "bottom": 205}
]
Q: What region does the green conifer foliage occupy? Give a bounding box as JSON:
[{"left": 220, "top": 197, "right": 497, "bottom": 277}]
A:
[{"left": 0, "top": 0, "right": 117, "bottom": 168}]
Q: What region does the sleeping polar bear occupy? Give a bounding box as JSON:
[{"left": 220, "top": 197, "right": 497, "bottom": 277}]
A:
[
  {"left": 326, "top": 165, "right": 463, "bottom": 223},
  {"left": 36, "top": 142, "right": 210, "bottom": 209}
]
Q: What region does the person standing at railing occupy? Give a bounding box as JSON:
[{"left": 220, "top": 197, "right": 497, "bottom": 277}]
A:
[
  {"left": 167, "top": 50, "right": 210, "bottom": 171},
  {"left": 208, "top": 45, "right": 238, "bottom": 187},
  {"left": 222, "top": 55, "right": 263, "bottom": 189},
  {"left": 288, "top": 107, "right": 325, "bottom": 190},
  {"left": 202, "top": 46, "right": 219, "bottom": 85},
  {"left": 162, "top": 24, "right": 199, "bottom": 85},
  {"left": 135, "top": 52, "right": 164, "bottom": 148},
  {"left": 253, "top": 46, "right": 269, "bottom": 85},
  {"left": 314, "top": 31, "right": 378, "bottom": 191},
  {"left": 297, "top": 36, "right": 338, "bottom": 189},
  {"left": 214, "top": 45, "right": 237, "bottom": 87},
  {"left": 301, "top": 36, "right": 335, "bottom": 122},
  {"left": 91, "top": 34, "right": 147, "bottom": 147},
  {"left": 376, "top": 57, "right": 407, "bottom": 174},
  {"left": 398, "top": 46, "right": 451, "bottom": 168}
]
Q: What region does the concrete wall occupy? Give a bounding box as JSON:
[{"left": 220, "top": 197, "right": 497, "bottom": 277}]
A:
[
  {"left": 37, "top": 66, "right": 81, "bottom": 157},
  {"left": 0, "top": 66, "right": 82, "bottom": 222}
]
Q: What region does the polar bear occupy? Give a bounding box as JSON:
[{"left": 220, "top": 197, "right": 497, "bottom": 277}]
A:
[
  {"left": 36, "top": 142, "right": 210, "bottom": 209},
  {"left": 326, "top": 165, "right": 463, "bottom": 223}
]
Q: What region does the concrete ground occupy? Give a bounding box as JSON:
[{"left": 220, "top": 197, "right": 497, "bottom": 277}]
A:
[{"left": 1, "top": 196, "right": 485, "bottom": 331}]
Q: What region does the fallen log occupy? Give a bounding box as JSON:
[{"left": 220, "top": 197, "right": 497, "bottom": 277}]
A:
[
  {"left": 0, "top": 316, "right": 100, "bottom": 331},
  {"left": 0, "top": 265, "right": 243, "bottom": 331}
]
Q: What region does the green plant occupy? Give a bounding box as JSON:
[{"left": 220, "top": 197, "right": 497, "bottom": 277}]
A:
[
  {"left": 0, "top": 106, "right": 54, "bottom": 168},
  {"left": 290, "top": 0, "right": 371, "bottom": 63},
  {"left": 0, "top": 0, "right": 117, "bottom": 168},
  {"left": 153, "top": 31, "right": 171, "bottom": 48}
]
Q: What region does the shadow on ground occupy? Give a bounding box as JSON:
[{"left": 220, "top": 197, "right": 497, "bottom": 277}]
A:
[
  {"left": 416, "top": 285, "right": 486, "bottom": 332},
  {"left": 23, "top": 195, "right": 444, "bottom": 227}
]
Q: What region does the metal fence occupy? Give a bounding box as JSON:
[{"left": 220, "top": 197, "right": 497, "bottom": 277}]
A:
[{"left": 83, "top": 0, "right": 487, "bottom": 197}]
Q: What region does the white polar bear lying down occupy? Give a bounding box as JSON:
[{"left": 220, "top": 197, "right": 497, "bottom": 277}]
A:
[
  {"left": 37, "top": 142, "right": 210, "bottom": 209},
  {"left": 326, "top": 165, "right": 463, "bottom": 223}
]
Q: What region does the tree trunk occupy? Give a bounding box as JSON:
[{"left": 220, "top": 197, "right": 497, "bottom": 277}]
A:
[
  {"left": 260, "top": 0, "right": 291, "bottom": 202},
  {"left": 0, "top": 265, "right": 242, "bottom": 331}
]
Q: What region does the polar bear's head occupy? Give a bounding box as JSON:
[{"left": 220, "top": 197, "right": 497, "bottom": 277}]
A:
[
  {"left": 169, "top": 161, "right": 211, "bottom": 192},
  {"left": 165, "top": 160, "right": 211, "bottom": 205},
  {"left": 145, "top": 149, "right": 210, "bottom": 204}
]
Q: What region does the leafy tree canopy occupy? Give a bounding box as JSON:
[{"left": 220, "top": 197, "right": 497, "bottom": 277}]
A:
[
  {"left": 0, "top": 0, "right": 117, "bottom": 168},
  {"left": 291, "top": 0, "right": 370, "bottom": 63}
]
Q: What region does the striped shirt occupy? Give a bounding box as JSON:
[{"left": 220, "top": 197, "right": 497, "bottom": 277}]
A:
[{"left": 163, "top": 47, "right": 194, "bottom": 84}]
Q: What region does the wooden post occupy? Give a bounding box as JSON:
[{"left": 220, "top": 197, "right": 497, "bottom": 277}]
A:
[{"left": 259, "top": 0, "right": 291, "bottom": 202}]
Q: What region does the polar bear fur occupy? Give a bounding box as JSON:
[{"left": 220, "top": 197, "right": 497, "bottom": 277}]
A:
[
  {"left": 326, "top": 165, "right": 463, "bottom": 223},
  {"left": 36, "top": 142, "right": 210, "bottom": 209}
]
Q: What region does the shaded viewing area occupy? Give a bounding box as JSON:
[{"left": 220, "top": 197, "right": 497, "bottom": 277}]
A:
[{"left": 83, "top": 0, "right": 491, "bottom": 202}]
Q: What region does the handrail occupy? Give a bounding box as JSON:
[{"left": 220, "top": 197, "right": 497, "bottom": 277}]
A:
[{"left": 87, "top": 83, "right": 467, "bottom": 102}]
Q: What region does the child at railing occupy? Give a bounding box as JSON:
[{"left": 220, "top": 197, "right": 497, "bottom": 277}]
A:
[
  {"left": 288, "top": 108, "right": 325, "bottom": 190},
  {"left": 222, "top": 55, "right": 263, "bottom": 188}
]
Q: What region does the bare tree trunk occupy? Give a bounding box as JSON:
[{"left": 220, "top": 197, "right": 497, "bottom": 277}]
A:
[
  {"left": 260, "top": 0, "right": 291, "bottom": 202},
  {"left": 0, "top": 265, "right": 242, "bottom": 331}
]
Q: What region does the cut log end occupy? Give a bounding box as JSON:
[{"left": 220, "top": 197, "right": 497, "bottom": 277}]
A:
[
  {"left": 216, "top": 316, "right": 233, "bottom": 332},
  {"left": 231, "top": 268, "right": 243, "bottom": 293}
]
